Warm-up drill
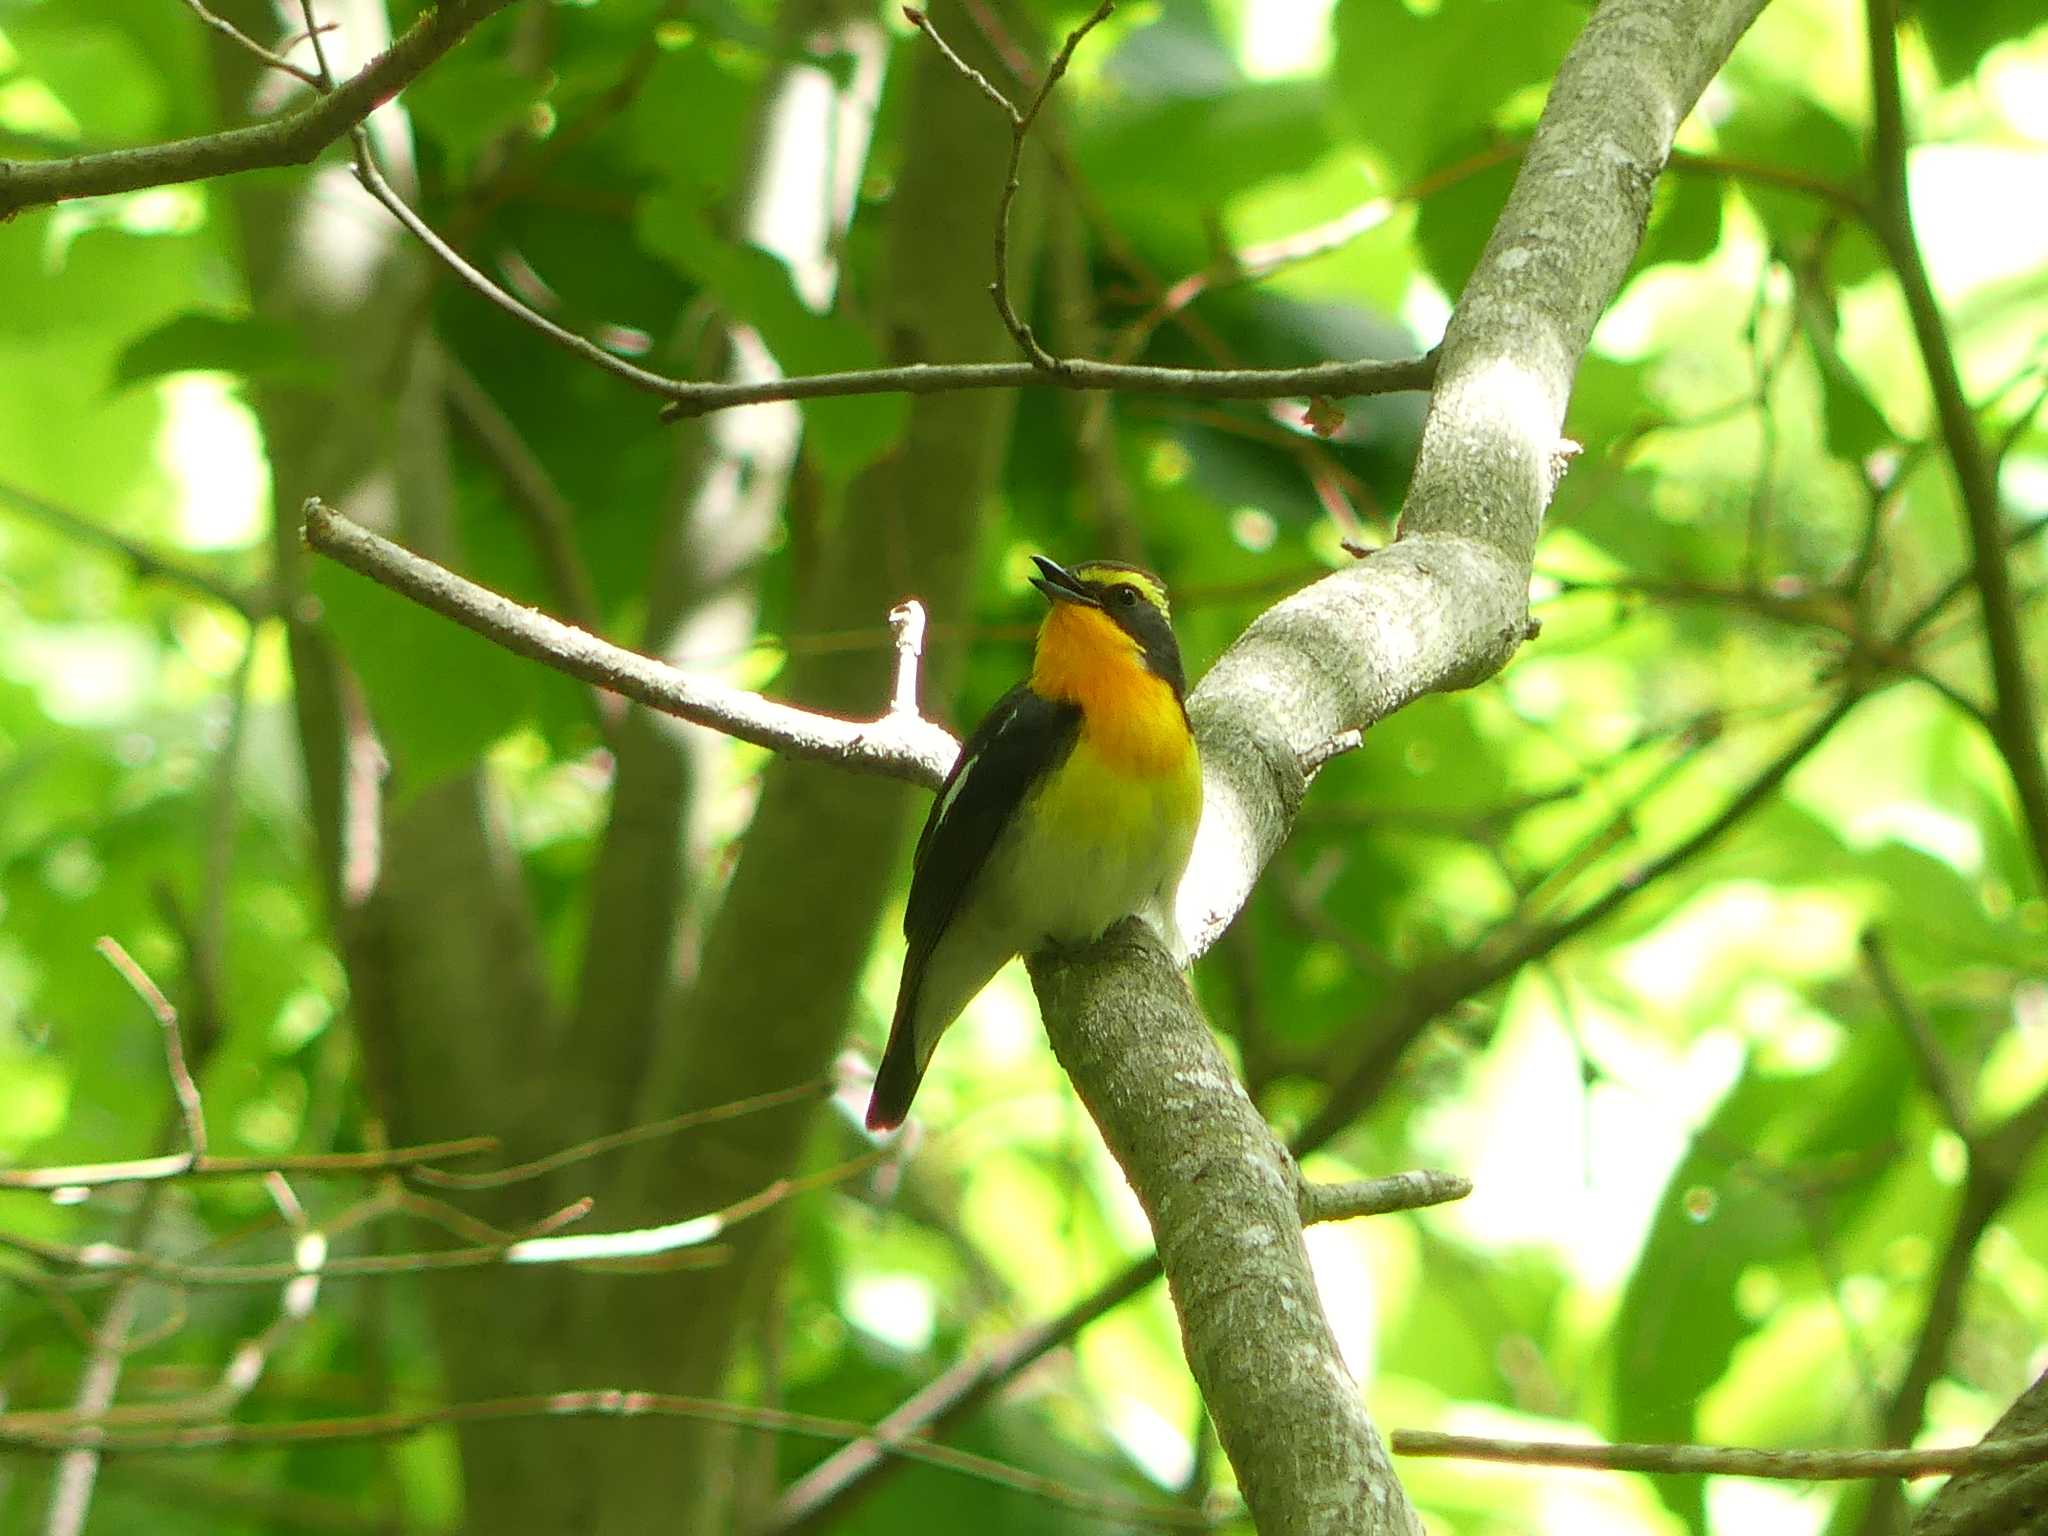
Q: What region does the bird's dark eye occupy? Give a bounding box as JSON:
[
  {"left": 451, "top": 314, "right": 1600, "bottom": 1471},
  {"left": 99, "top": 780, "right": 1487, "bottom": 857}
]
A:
[{"left": 1115, "top": 585, "right": 1139, "bottom": 607}]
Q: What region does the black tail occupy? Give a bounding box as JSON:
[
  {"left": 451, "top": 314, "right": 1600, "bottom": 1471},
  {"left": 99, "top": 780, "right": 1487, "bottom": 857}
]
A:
[{"left": 865, "top": 982, "right": 926, "bottom": 1132}]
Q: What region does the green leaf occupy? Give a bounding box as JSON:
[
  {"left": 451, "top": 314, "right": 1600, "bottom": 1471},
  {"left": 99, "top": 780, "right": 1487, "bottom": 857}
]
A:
[
  {"left": 3, "top": 16, "right": 166, "bottom": 143},
  {"left": 1710, "top": 89, "right": 1862, "bottom": 243},
  {"left": 1412, "top": 142, "right": 1519, "bottom": 298},
  {"left": 1331, "top": 0, "right": 1584, "bottom": 185},
  {"left": 627, "top": 43, "right": 764, "bottom": 199},
  {"left": 1813, "top": 343, "right": 1894, "bottom": 462},
  {"left": 1081, "top": 79, "right": 1334, "bottom": 206},
  {"left": 1639, "top": 173, "right": 1725, "bottom": 270},
  {"left": 637, "top": 192, "right": 906, "bottom": 484},
  {"left": 404, "top": 50, "right": 543, "bottom": 183},
  {"left": 1611, "top": 1023, "right": 1910, "bottom": 1528},
  {"left": 310, "top": 554, "right": 553, "bottom": 794},
  {"left": 1917, "top": 0, "right": 2047, "bottom": 83},
  {"left": 111, "top": 312, "right": 331, "bottom": 391}
]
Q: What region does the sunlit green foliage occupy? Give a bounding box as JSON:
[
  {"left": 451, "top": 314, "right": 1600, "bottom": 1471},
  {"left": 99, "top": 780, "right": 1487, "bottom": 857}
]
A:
[{"left": 2, "top": 0, "right": 2046, "bottom": 1532}]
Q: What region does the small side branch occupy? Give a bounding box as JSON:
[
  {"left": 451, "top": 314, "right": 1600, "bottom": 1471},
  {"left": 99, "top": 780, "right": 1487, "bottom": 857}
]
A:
[
  {"left": 1392, "top": 1428, "right": 2048, "bottom": 1482},
  {"left": 0, "top": 1137, "right": 499, "bottom": 1193},
  {"left": 1297, "top": 1168, "right": 1470, "bottom": 1226},
  {"left": 177, "top": 0, "right": 322, "bottom": 85},
  {"left": 1298, "top": 728, "right": 1364, "bottom": 779},
  {"left": 654, "top": 351, "right": 1438, "bottom": 422},
  {"left": 906, "top": 0, "right": 1115, "bottom": 369},
  {"left": 886, "top": 600, "right": 928, "bottom": 717},
  {"left": 301, "top": 499, "right": 960, "bottom": 788},
  {"left": 97, "top": 940, "right": 206, "bottom": 1161}
]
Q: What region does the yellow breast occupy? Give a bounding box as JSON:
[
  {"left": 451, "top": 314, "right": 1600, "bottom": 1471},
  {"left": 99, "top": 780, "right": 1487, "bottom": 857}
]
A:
[
  {"left": 1029, "top": 605, "right": 1192, "bottom": 779},
  {"left": 1006, "top": 729, "right": 1202, "bottom": 944},
  {"left": 1010, "top": 602, "right": 1202, "bottom": 943}
]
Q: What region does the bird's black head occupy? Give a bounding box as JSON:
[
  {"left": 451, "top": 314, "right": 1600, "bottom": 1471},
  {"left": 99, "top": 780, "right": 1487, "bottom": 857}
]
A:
[{"left": 1029, "top": 555, "right": 1186, "bottom": 696}]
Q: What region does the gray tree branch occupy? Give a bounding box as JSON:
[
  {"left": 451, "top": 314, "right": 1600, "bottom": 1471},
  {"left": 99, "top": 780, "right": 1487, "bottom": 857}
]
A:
[
  {"left": 301, "top": 498, "right": 960, "bottom": 787},
  {"left": 0, "top": 0, "right": 521, "bottom": 218},
  {"left": 1023, "top": 0, "right": 1768, "bottom": 1529}
]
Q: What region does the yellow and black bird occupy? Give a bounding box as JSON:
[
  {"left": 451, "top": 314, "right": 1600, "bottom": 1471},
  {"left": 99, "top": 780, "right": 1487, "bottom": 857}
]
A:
[{"left": 866, "top": 556, "right": 1202, "bottom": 1131}]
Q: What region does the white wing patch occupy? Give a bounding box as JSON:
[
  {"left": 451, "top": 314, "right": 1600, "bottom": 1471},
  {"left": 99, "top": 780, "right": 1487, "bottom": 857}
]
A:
[
  {"left": 930, "top": 704, "right": 1015, "bottom": 837},
  {"left": 931, "top": 753, "right": 976, "bottom": 830}
]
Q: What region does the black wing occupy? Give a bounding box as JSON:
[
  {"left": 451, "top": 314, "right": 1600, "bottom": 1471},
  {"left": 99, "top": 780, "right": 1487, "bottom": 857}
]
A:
[
  {"left": 903, "top": 684, "right": 1080, "bottom": 962},
  {"left": 868, "top": 686, "right": 1079, "bottom": 1130}
]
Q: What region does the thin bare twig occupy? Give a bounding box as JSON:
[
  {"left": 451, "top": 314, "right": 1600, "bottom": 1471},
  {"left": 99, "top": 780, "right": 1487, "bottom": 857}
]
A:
[
  {"left": 901, "top": 6, "right": 1018, "bottom": 120},
  {"left": 0, "top": 1080, "right": 833, "bottom": 1195},
  {"left": 6, "top": 1139, "right": 895, "bottom": 1291},
  {"left": 96, "top": 939, "right": 206, "bottom": 1160},
  {"left": 1859, "top": 931, "right": 1973, "bottom": 1137},
  {"left": 301, "top": 499, "right": 961, "bottom": 787},
  {"left": 903, "top": 1, "right": 1114, "bottom": 367},
  {"left": 41, "top": 1274, "right": 148, "bottom": 1536},
  {"left": 321, "top": 66, "right": 1441, "bottom": 423},
  {"left": 295, "top": 0, "right": 338, "bottom": 88},
  {"left": 0, "top": 1137, "right": 500, "bottom": 1193},
  {"left": 1864, "top": 0, "right": 2048, "bottom": 893},
  {"left": 656, "top": 351, "right": 1436, "bottom": 420},
  {"left": 0, "top": 1390, "right": 1224, "bottom": 1529},
  {"left": 0, "top": 1204, "right": 723, "bottom": 1292},
  {"left": 0, "top": 481, "right": 263, "bottom": 619},
  {"left": 1391, "top": 1428, "right": 2048, "bottom": 1481},
  {"left": 176, "top": 0, "right": 321, "bottom": 86},
  {"left": 412, "top": 1078, "right": 831, "bottom": 1191}
]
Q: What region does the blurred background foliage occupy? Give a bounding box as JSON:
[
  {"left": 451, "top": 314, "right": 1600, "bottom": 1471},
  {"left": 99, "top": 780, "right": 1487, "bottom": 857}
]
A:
[{"left": 1, "top": 0, "right": 2046, "bottom": 1532}]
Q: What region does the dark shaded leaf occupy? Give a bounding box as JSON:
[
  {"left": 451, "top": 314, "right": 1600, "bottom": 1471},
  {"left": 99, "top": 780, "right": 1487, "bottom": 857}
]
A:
[{"left": 112, "top": 312, "right": 331, "bottom": 391}]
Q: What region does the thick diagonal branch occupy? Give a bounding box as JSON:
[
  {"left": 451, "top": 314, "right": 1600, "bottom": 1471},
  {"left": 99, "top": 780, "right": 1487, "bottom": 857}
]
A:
[{"left": 1020, "top": 1, "right": 1768, "bottom": 1531}]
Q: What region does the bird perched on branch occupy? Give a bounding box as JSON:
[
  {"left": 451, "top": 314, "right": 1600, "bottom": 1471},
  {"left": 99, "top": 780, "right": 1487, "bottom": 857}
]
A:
[{"left": 866, "top": 556, "right": 1201, "bottom": 1132}]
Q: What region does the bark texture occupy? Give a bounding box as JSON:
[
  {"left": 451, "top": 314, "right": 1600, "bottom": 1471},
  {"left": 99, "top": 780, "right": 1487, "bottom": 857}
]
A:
[
  {"left": 1912, "top": 1370, "right": 2048, "bottom": 1536},
  {"left": 1033, "top": 938, "right": 1421, "bottom": 1536}
]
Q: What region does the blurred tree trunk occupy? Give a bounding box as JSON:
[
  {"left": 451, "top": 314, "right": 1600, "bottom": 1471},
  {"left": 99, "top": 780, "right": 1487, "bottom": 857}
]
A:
[
  {"left": 214, "top": 4, "right": 563, "bottom": 1527},
  {"left": 219, "top": 1, "right": 1038, "bottom": 1530},
  {"left": 547, "top": 0, "right": 883, "bottom": 1163},
  {"left": 548, "top": 6, "right": 1050, "bottom": 1530}
]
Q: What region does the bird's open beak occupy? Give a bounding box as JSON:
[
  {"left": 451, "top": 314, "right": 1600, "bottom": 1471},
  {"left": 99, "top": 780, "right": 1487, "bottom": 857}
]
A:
[{"left": 1029, "top": 555, "right": 1098, "bottom": 608}]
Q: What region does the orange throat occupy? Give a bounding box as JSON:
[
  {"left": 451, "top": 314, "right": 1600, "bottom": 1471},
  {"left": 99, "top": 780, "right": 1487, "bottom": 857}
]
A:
[{"left": 1029, "top": 604, "right": 1190, "bottom": 778}]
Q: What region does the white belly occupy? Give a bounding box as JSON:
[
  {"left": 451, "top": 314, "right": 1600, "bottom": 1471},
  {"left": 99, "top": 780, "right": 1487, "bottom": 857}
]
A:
[{"left": 984, "top": 737, "right": 1200, "bottom": 946}]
